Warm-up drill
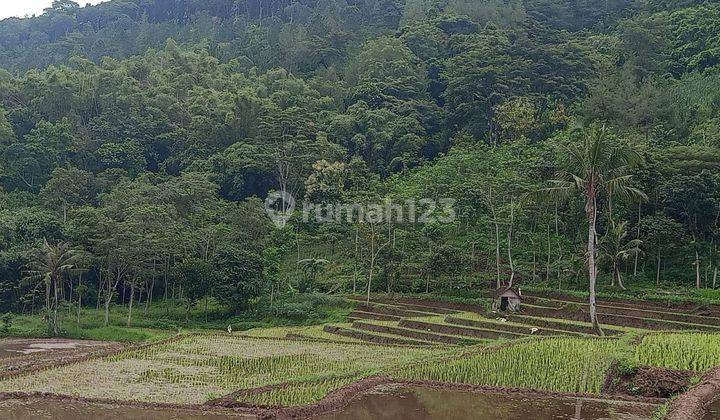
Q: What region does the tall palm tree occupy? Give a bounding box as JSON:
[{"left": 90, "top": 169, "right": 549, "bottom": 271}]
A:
[
  {"left": 546, "top": 125, "right": 646, "bottom": 336},
  {"left": 24, "top": 240, "right": 82, "bottom": 336}
]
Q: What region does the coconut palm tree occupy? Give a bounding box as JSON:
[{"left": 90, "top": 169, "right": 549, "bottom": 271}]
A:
[
  {"left": 599, "top": 221, "right": 643, "bottom": 290},
  {"left": 545, "top": 125, "right": 646, "bottom": 336},
  {"left": 24, "top": 240, "right": 83, "bottom": 336}
]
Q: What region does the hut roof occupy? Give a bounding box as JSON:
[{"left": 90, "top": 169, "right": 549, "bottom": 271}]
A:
[{"left": 494, "top": 286, "right": 521, "bottom": 299}]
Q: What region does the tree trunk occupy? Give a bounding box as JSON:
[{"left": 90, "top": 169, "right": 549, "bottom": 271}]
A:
[
  {"left": 126, "top": 285, "right": 135, "bottom": 327},
  {"left": 695, "top": 249, "right": 701, "bottom": 289},
  {"left": 146, "top": 279, "right": 153, "bottom": 313},
  {"left": 353, "top": 223, "right": 359, "bottom": 294},
  {"left": 713, "top": 267, "right": 718, "bottom": 289},
  {"left": 507, "top": 197, "right": 515, "bottom": 287},
  {"left": 77, "top": 293, "right": 82, "bottom": 326},
  {"left": 615, "top": 264, "right": 626, "bottom": 290},
  {"left": 163, "top": 255, "right": 169, "bottom": 301},
  {"left": 633, "top": 204, "right": 641, "bottom": 276},
  {"left": 77, "top": 274, "right": 82, "bottom": 326},
  {"left": 52, "top": 277, "right": 59, "bottom": 336},
  {"left": 366, "top": 228, "right": 375, "bottom": 305},
  {"left": 705, "top": 264, "right": 710, "bottom": 289},
  {"left": 96, "top": 272, "right": 102, "bottom": 310},
  {"left": 532, "top": 246, "right": 537, "bottom": 281},
  {"left": 104, "top": 287, "right": 112, "bottom": 327},
  {"left": 494, "top": 221, "right": 501, "bottom": 289},
  {"left": 587, "top": 191, "right": 603, "bottom": 336},
  {"left": 656, "top": 250, "right": 661, "bottom": 286},
  {"left": 45, "top": 281, "right": 51, "bottom": 331},
  {"left": 546, "top": 224, "right": 551, "bottom": 283}
]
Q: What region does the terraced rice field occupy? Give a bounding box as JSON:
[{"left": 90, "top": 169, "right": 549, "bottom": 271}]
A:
[
  {"left": 2, "top": 292, "right": 720, "bottom": 413},
  {"left": 239, "top": 293, "right": 720, "bottom": 357}
]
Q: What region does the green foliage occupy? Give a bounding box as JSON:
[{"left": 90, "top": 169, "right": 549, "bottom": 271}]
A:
[
  {"left": 0, "top": 313, "right": 12, "bottom": 334},
  {"left": 213, "top": 247, "right": 265, "bottom": 312},
  {"left": 0, "top": 0, "right": 718, "bottom": 329}
]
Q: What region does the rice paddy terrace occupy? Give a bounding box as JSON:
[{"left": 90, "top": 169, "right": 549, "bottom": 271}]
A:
[{"left": 1, "top": 292, "right": 720, "bottom": 418}]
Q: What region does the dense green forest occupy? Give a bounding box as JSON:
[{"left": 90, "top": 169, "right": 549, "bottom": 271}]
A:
[{"left": 0, "top": 0, "right": 719, "bottom": 332}]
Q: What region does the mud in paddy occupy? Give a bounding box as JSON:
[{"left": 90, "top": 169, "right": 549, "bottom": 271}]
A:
[
  {"left": 0, "top": 339, "right": 109, "bottom": 359},
  {"left": 705, "top": 398, "right": 720, "bottom": 419},
  {"left": 0, "top": 385, "right": 659, "bottom": 419},
  {"left": 0, "top": 398, "right": 253, "bottom": 419},
  {"left": 315, "top": 385, "right": 658, "bottom": 420},
  {"left": 0, "top": 338, "right": 121, "bottom": 376}
]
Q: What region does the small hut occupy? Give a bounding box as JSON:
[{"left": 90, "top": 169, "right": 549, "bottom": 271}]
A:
[{"left": 494, "top": 286, "right": 522, "bottom": 312}]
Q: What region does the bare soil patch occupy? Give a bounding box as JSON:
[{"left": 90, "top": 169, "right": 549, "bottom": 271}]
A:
[
  {"left": 524, "top": 296, "right": 720, "bottom": 327},
  {"left": 521, "top": 304, "right": 720, "bottom": 332},
  {"left": 400, "top": 319, "right": 525, "bottom": 340},
  {"left": 321, "top": 325, "right": 431, "bottom": 346},
  {"left": 525, "top": 291, "right": 720, "bottom": 317},
  {"left": 351, "top": 321, "right": 474, "bottom": 345},
  {"left": 357, "top": 296, "right": 484, "bottom": 314},
  {"left": 668, "top": 366, "right": 720, "bottom": 420},
  {"left": 603, "top": 364, "right": 694, "bottom": 398}
]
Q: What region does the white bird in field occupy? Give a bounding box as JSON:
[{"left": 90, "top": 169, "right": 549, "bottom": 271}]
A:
[
  {"left": 227, "top": 325, "right": 233, "bottom": 334},
  {"left": 530, "top": 328, "right": 539, "bottom": 334}
]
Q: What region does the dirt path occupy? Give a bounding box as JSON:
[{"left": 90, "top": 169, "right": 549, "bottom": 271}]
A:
[{"left": 667, "top": 366, "right": 720, "bottom": 420}]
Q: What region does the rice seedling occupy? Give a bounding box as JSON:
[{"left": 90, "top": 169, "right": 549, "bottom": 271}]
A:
[
  {"left": 635, "top": 333, "right": 720, "bottom": 371},
  {"left": 0, "top": 334, "right": 440, "bottom": 404},
  {"left": 237, "top": 375, "right": 363, "bottom": 406},
  {"left": 393, "top": 337, "right": 628, "bottom": 394}
]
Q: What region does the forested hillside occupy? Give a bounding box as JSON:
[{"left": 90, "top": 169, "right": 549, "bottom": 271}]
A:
[{"left": 0, "top": 0, "right": 719, "bottom": 320}]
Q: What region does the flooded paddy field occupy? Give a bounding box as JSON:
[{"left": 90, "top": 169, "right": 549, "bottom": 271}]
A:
[
  {"left": 0, "top": 385, "right": 659, "bottom": 420},
  {"left": 316, "top": 385, "right": 658, "bottom": 420}
]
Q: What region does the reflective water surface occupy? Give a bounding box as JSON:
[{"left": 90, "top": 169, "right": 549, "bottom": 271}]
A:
[
  {"left": 0, "top": 385, "right": 659, "bottom": 420},
  {"left": 315, "top": 385, "right": 658, "bottom": 420}
]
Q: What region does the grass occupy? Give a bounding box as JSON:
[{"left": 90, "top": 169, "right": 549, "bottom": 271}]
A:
[
  {"left": 393, "top": 337, "right": 630, "bottom": 394},
  {"left": 1, "top": 293, "right": 355, "bottom": 342},
  {"left": 636, "top": 333, "right": 720, "bottom": 371},
  {"left": 1, "top": 314, "right": 169, "bottom": 342}
]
